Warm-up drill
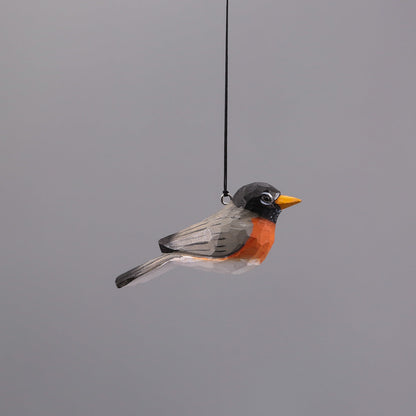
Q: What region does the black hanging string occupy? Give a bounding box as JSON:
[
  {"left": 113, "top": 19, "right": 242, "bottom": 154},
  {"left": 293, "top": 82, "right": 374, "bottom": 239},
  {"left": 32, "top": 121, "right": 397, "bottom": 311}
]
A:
[{"left": 221, "top": 0, "right": 230, "bottom": 203}]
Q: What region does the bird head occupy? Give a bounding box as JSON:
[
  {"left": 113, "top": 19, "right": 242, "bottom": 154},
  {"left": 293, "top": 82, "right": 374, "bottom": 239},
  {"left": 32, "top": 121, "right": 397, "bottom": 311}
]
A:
[{"left": 232, "top": 182, "right": 301, "bottom": 223}]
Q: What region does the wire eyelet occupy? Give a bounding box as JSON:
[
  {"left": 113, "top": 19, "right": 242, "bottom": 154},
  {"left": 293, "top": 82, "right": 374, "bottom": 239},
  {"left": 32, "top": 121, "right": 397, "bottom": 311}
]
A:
[{"left": 221, "top": 193, "right": 232, "bottom": 205}]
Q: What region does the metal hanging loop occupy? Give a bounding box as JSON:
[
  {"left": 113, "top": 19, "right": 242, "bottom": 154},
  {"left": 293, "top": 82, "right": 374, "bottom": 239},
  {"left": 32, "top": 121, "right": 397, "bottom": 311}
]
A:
[{"left": 221, "top": 192, "right": 232, "bottom": 205}]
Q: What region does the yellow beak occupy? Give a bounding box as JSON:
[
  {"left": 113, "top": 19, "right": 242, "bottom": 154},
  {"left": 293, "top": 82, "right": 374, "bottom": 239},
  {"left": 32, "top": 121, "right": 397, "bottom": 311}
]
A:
[{"left": 275, "top": 194, "right": 302, "bottom": 209}]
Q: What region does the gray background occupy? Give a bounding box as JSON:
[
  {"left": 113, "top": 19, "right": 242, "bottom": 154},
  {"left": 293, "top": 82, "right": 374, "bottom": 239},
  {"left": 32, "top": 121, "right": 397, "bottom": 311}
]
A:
[{"left": 1, "top": 1, "right": 415, "bottom": 415}]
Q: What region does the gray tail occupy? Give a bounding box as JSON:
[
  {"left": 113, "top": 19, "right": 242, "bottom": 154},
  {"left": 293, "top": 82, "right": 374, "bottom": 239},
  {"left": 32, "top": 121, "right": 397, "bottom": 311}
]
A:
[{"left": 115, "top": 253, "right": 179, "bottom": 288}]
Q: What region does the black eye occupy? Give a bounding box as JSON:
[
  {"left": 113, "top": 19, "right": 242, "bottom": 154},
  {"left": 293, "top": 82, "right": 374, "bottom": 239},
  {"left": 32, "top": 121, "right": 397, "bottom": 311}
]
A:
[{"left": 260, "top": 192, "right": 273, "bottom": 205}]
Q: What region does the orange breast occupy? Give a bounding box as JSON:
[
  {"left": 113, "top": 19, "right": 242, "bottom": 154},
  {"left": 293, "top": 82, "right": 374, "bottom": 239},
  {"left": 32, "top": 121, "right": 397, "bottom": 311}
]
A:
[{"left": 227, "top": 217, "right": 276, "bottom": 263}]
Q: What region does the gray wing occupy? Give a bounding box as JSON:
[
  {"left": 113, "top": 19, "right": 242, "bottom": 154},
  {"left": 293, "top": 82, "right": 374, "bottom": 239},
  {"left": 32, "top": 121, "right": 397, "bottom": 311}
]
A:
[{"left": 158, "top": 203, "right": 255, "bottom": 258}]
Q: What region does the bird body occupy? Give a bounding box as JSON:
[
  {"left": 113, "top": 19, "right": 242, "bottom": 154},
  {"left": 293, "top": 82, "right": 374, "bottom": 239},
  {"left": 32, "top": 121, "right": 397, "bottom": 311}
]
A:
[{"left": 115, "top": 182, "right": 300, "bottom": 288}]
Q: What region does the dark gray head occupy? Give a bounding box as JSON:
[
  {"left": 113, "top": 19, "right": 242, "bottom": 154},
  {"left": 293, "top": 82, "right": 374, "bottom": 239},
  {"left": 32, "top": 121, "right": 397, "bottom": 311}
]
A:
[{"left": 232, "top": 182, "right": 301, "bottom": 223}]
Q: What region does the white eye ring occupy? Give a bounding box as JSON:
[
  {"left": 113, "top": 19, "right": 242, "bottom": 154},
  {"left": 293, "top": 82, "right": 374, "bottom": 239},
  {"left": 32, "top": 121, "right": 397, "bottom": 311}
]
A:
[{"left": 260, "top": 192, "right": 274, "bottom": 205}]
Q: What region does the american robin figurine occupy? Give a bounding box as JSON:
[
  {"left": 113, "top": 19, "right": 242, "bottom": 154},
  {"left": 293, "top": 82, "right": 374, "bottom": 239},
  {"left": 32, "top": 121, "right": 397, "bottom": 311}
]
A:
[{"left": 115, "top": 182, "right": 301, "bottom": 288}]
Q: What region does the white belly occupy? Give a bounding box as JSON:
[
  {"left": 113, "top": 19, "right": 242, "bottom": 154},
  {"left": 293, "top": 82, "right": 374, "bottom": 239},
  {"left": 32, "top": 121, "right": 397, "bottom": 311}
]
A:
[{"left": 174, "top": 255, "right": 261, "bottom": 275}]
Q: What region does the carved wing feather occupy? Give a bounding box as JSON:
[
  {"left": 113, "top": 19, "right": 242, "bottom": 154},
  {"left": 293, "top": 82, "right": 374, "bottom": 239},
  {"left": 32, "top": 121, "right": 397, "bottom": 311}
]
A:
[{"left": 158, "top": 204, "right": 254, "bottom": 258}]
